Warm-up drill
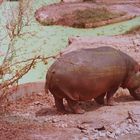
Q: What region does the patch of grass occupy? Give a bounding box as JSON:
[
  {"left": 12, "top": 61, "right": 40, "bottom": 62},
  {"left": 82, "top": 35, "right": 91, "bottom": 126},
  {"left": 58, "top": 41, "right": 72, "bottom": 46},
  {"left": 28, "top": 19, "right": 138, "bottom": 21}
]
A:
[
  {"left": 73, "top": 7, "right": 124, "bottom": 28},
  {"left": 60, "top": 7, "right": 125, "bottom": 28},
  {"left": 125, "top": 25, "right": 140, "bottom": 34}
]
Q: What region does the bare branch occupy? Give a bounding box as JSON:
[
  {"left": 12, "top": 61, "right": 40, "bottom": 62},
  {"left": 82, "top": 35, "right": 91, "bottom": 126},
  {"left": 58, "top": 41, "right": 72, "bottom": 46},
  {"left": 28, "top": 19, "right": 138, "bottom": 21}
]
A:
[{"left": 0, "top": 0, "right": 41, "bottom": 104}]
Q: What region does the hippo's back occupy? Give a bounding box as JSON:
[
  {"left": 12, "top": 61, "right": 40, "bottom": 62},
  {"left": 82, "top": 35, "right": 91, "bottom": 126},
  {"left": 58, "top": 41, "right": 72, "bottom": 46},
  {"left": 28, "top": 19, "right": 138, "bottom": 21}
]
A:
[{"left": 46, "top": 47, "right": 135, "bottom": 100}]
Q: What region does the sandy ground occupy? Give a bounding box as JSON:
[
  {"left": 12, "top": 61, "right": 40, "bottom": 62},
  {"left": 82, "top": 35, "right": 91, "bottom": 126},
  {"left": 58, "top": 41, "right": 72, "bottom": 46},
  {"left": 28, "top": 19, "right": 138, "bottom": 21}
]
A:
[{"left": 0, "top": 89, "right": 140, "bottom": 140}]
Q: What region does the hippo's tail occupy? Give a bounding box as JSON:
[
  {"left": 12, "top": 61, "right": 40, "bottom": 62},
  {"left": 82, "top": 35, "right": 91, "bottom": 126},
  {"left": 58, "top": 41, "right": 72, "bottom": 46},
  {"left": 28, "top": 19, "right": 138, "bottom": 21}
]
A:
[
  {"left": 44, "top": 70, "right": 52, "bottom": 94},
  {"left": 45, "top": 78, "right": 49, "bottom": 94}
]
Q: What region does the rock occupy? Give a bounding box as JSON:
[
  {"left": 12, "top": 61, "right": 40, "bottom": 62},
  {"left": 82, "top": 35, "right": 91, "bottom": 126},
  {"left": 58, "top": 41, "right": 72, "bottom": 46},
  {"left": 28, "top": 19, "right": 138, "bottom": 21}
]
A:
[
  {"left": 91, "top": 129, "right": 98, "bottom": 133},
  {"left": 37, "top": 92, "right": 44, "bottom": 96},
  {"left": 125, "top": 127, "right": 131, "bottom": 132},
  {"left": 137, "top": 124, "right": 140, "bottom": 130},
  {"left": 81, "top": 136, "right": 89, "bottom": 140},
  {"left": 107, "top": 132, "right": 116, "bottom": 139},
  {"left": 123, "top": 129, "right": 129, "bottom": 134},
  {"left": 60, "top": 123, "right": 68, "bottom": 128},
  {"left": 61, "top": 0, "right": 83, "bottom": 3},
  {"left": 92, "top": 133, "right": 99, "bottom": 139},
  {"left": 81, "top": 129, "right": 89, "bottom": 135},
  {"left": 34, "top": 101, "right": 43, "bottom": 105},
  {"left": 98, "top": 132, "right": 106, "bottom": 137},
  {"left": 115, "top": 128, "right": 122, "bottom": 136},
  {"left": 51, "top": 118, "right": 59, "bottom": 123}
]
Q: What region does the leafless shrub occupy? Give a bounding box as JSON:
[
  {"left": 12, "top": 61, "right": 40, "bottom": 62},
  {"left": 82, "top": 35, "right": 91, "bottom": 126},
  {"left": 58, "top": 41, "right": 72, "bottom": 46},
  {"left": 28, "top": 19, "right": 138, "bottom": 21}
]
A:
[
  {"left": 5, "top": 0, "right": 34, "bottom": 39},
  {"left": 0, "top": 0, "right": 57, "bottom": 108}
]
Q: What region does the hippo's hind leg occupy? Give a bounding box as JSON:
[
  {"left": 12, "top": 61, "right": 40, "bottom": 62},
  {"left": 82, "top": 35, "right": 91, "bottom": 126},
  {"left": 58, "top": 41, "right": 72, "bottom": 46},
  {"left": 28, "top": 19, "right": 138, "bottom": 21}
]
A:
[
  {"left": 66, "top": 99, "right": 85, "bottom": 114},
  {"left": 94, "top": 93, "right": 106, "bottom": 105},
  {"left": 54, "top": 96, "right": 66, "bottom": 113},
  {"left": 106, "top": 88, "right": 118, "bottom": 106}
]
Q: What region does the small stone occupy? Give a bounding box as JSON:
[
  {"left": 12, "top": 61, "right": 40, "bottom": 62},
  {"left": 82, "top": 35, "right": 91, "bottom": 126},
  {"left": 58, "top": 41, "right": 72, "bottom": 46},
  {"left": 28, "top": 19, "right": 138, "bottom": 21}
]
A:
[
  {"left": 120, "top": 122, "right": 128, "bottom": 129},
  {"left": 125, "top": 127, "right": 131, "bottom": 132},
  {"left": 128, "top": 119, "right": 132, "bottom": 123},
  {"left": 34, "top": 101, "right": 42, "bottom": 105},
  {"left": 114, "top": 135, "right": 118, "bottom": 140},
  {"left": 92, "top": 133, "right": 99, "bottom": 139},
  {"left": 81, "top": 137, "right": 89, "bottom": 140},
  {"left": 81, "top": 129, "right": 88, "bottom": 135},
  {"left": 37, "top": 92, "right": 44, "bottom": 96},
  {"left": 123, "top": 129, "right": 129, "bottom": 134},
  {"left": 120, "top": 133, "right": 125, "bottom": 136},
  {"left": 59, "top": 123, "right": 68, "bottom": 128},
  {"left": 69, "top": 121, "right": 73, "bottom": 124},
  {"left": 106, "top": 131, "right": 111, "bottom": 136},
  {"left": 134, "top": 47, "right": 139, "bottom": 52},
  {"left": 98, "top": 132, "right": 106, "bottom": 137},
  {"left": 128, "top": 123, "right": 133, "bottom": 128},
  {"left": 51, "top": 118, "right": 59, "bottom": 123},
  {"left": 44, "top": 118, "right": 49, "bottom": 122},
  {"left": 77, "top": 124, "right": 87, "bottom": 130},
  {"left": 111, "top": 124, "right": 117, "bottom": 130},
  {"left": 115, "top": 128, "right": 121, "bottom": 136},
  {"left": 91, "top": 129, "right": 98, "bottom": 133},
  {"left": 127, "top": 49, "right": 130, "bottom": 52},
  {"left": 107, "top": 132, "right": 116, "bottom": 138},
  {"left": 138, "top": 126, "right": 140, "bottom": 131},
  {"left": 133, "top": 130, "right": 139, "bottom": 134},
  {"left": 135, "top": 123, "right": 139, "bottom": 126}
]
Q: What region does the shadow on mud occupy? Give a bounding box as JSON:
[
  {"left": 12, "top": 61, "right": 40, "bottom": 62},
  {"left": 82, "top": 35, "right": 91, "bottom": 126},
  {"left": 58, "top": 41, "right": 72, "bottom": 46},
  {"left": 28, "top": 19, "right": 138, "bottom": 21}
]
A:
[
  {"left": 35, "top": 95, "right": 136, "bottom": 117},
  {"left": 35, "top": 107, "right": 58, "bottom": 117},
  {"left": 35, "top": 100, "right": 103, "bottom": 116}
]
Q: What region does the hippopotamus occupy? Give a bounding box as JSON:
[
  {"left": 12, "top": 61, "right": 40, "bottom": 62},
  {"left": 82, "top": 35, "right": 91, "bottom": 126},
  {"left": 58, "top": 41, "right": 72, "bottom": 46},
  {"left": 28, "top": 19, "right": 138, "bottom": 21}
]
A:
[{"left": 45, "top": 47, "right": 140, "bottom": 114}]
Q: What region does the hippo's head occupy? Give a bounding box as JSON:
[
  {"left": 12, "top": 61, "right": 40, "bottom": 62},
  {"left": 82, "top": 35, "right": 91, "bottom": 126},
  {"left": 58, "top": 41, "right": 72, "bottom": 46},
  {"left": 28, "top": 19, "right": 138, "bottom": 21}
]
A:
[{"left": 126, "top": 71, "right": 140, "bottom": 100}]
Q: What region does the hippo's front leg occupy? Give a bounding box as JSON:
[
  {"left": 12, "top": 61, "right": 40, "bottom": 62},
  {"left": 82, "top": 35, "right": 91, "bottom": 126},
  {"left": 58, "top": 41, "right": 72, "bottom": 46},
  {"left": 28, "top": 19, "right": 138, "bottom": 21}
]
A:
[
  {"left": 106, "top": 88, "right": 118, "bottom": 106},
  {"left": 66, "top": 99, "right": 85, "bottom": 114}
]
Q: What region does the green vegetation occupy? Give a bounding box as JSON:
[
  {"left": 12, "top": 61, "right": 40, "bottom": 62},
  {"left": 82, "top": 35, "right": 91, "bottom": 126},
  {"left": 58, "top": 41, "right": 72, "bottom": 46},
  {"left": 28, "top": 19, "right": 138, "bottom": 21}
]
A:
[{"left": 65, "top": 8, "right": 125, "bottom": 28}]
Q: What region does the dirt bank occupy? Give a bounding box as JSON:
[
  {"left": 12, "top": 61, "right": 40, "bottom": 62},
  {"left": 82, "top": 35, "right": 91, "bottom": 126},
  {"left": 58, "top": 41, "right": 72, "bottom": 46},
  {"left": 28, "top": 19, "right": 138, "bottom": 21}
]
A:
[
  {"left": 35, "top": 1, "right": 140, "bottom": 28},
  {"left": 0, "top": 90, "right": 140, "bottom": 140}
]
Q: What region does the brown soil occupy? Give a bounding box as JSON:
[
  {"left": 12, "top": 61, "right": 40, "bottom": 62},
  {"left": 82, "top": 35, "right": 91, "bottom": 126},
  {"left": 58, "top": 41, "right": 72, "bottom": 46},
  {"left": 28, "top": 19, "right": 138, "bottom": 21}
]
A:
[
  {"left": 0, "top": 89, "right": 140, "bottom": 140},
  {"left": 35, "top": 0, "right": 140, "bottom": 28}
]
